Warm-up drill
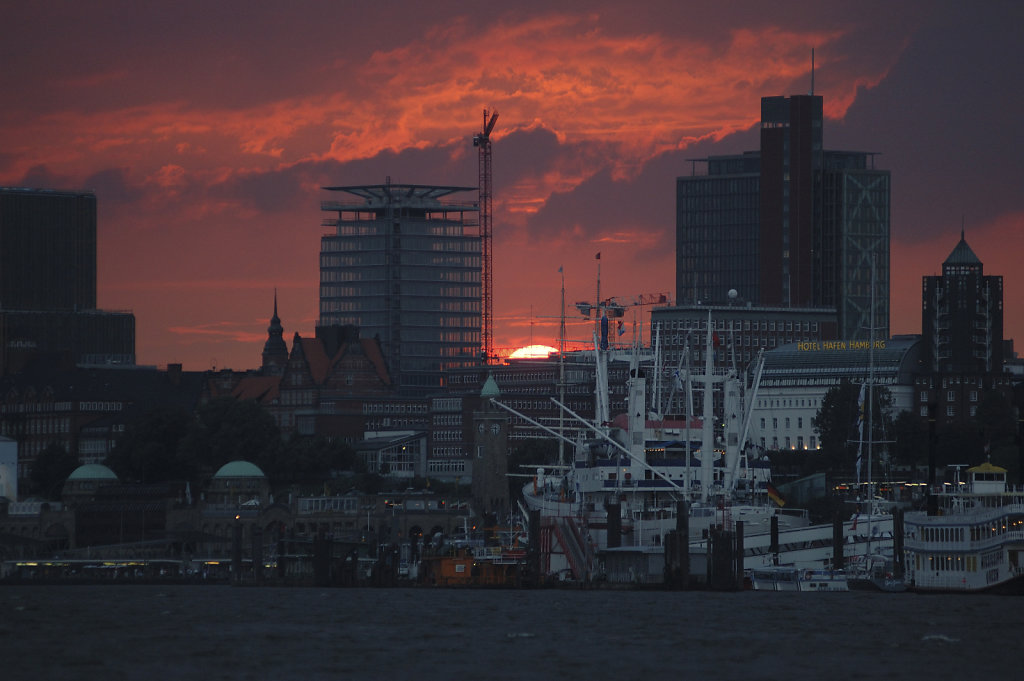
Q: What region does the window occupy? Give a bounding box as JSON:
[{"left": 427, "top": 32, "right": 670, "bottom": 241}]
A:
[
  {"left": 785, "top": 417, "right": 791, "bottom": 429},
  {"left": 760, "top": 418, "right": 766, "bottom": 429},
  {"left": 797, "top": 417, "right": 803, "bottom": 429},
  {"left": 969, "top": 391, "right": 978, "bottom": 402},
  {"left": 947, "top": 405, "right": 955, "bottom": 417},
  {"left": 772, "top": 418, "right": 778, "bottom": 429}
]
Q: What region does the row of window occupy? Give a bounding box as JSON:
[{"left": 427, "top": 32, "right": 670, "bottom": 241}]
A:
[
  {"left": 918, "top": 405, "right": 977, "bottom": 418},
  {"left": 760, "top": 416, "right": 805, "bottom": 430},
  {"left": 429, "top": 450, "right": 467, "bottom": 464},
  {"left": 657, "top": 319, "right": 819, "bottom": 333},
  {"left": 920, "top": 390, "right": 980, "bottom": 402},
  {"left": 759, "top": 436, "right": 817, "bottom": 451},
  {"left": 914, "top": 554, "right": 976, "bottom": 572}
]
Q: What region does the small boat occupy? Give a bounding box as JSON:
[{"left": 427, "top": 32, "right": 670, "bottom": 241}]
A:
[
  {"left": 748, "top": 566, "right": 849, "bottom": 592},
  {"left": 846, "top": 551, "right": 907, "bottom": 592}
]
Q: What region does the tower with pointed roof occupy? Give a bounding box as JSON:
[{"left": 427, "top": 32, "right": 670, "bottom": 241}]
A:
[
  {"left": 261, "top": 290, "right": 288, "bottom": 376},
  {"left": 470, "top": 373, "right": 509, "bottom": 520},
  {"left": 922, "top": 229, "right": 1003, "bottom": 374}
]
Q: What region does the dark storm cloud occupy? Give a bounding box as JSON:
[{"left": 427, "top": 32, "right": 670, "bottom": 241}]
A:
[{"left": 829, "top": 2, "right": 1024, "bottom": 241}]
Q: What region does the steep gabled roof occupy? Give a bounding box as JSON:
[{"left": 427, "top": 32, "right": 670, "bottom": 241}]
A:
[
  {"left": 357, "top": 337, "right": 392, "bottom": 385},
  {"left": 232, "top": 375, "right": 280, "bottom": 403},
  {"left": 298, "top": 336, "right": 332, "bottom": 384}
]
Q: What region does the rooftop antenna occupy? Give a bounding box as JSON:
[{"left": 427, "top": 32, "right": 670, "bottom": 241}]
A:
[{"left": 810, "top": 47, "right": 815, "bottom": 96}]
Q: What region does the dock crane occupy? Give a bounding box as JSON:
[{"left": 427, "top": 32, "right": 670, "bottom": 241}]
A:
[{"left": 474, "top": 109, "right": 498, "bottom": 363}]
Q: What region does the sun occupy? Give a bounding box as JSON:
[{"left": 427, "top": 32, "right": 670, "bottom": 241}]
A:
[{"left": 509, "top": 344, "right": 559, "bottom": 359}]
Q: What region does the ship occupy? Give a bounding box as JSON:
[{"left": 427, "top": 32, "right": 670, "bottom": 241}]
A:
[
  {"left": 904, "top": 462, "right": 1024, "bottom": 593},
  {"left": 496, "top": 311, "right": 828, "bottom": 583}
]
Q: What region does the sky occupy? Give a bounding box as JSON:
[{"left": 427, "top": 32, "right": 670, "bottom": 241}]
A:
[{"left": 2, "top": 1, "right": 1022, "bottom": 371}]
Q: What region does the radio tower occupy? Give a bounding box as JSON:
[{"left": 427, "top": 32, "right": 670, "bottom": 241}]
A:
[{"left": 474, "top": 108, "right": 498, "bottom": 362}]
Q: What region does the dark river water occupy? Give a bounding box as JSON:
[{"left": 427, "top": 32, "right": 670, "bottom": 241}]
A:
[{"left": 0, "top": 585, "right": 1017, "bottom": 680}]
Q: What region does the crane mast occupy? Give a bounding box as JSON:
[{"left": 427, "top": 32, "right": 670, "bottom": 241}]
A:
[{"left": 474, "top": 109, "right": 498, "bottom": 363}]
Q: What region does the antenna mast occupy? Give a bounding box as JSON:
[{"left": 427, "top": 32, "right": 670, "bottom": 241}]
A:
[
  {"left": 810, "top": 47, "right": 815, "bottom": 96},
  {"left": 474, "top": 109, "right": 499, "bottom": 363}
]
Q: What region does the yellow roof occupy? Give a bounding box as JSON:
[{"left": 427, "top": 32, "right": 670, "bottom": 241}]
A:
[{"left": 968, "top": 462, "right": 1006, "bottom": 474}]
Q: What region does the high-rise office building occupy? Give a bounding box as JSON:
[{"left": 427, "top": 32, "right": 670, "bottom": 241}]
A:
[
  {"left": 922, "top": 231, "right": 1003, "bottom": 374},
  {"left": 677, "top": 95, "right": 890, "bottom": 341},
  {"left": 1, "top": 187, "right": 97, "bottom": 311},
  {"left": 0, "top": 187, "right": 134, "bottom": 374},
  {"left": 319, "top": 182, "right": 481, "bottom": 394}
]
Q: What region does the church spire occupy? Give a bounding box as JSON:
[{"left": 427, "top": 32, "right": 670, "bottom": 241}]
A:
[{"left": 262, "top": 289, "right": 288, "bottom": 375}]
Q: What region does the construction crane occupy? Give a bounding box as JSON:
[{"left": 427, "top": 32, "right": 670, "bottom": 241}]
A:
[{"left": 474, "top": 109, "right": 498, "bottom": 363}]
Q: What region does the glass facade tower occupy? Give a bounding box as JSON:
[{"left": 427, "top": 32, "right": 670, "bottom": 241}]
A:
[
  {"left": 319, "top": 183, "right": 481, "bottom": 394},
  {"left": 676, "top": 94, "right": 890, "bottom": 341}
]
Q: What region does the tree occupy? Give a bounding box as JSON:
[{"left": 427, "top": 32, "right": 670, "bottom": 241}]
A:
[
  {"left": 30, "top": 443, "right": 79, "bottom": 499},
  {"left": 179, "top": 397, "right": 283, "bottom": 478},
  {"left": 891, "top": 410, "right": 928, "bottom": 470},
  {"left": 269, "top": 435, "right": 357, "bottom": 485},
  {"left": 975, "top": 389, "right": 1017, "bottom": 453},
  {"left": 812, "top": 379, "right": 893, "bottom": 479},
  {"left": 106, "top": 407, "right": 196, "bottom": 483}
]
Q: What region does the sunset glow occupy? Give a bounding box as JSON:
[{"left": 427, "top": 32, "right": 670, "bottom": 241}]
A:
[
  {"left": 509, "top": 345, "right": 560, "bottom": 360},
  {"left": 2, "top": 2, "right": 1021, "bottom": 369}
]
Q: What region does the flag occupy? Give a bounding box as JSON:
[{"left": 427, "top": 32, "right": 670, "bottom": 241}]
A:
[
  {"left": 766, "top": 482, "right": 786, "bottom": 507},
  {"left": 558, "top": 266, "right": 562, "bottom": 273},
  {"left": 617, "top": 320, "right": 625, "bottom": 336},
  {"left": 595, "top": 252, "right": 601, "bottom": 260},
  {"left": 855, "top": 382, "right": 867, "bottom": 484}
]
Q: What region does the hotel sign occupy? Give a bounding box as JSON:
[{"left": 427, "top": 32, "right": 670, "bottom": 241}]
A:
[{"left": 797, "top": 340, "right": 886, "bottom": 351}]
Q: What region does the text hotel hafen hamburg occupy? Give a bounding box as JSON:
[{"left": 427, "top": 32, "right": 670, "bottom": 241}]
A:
[{"left": 796, "top": 340, "right": 887, "bottom": 352}]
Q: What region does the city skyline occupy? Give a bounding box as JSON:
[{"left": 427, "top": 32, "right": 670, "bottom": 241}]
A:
[{"left": 1, "top": 2, "right": 1021, "bottom": 370}]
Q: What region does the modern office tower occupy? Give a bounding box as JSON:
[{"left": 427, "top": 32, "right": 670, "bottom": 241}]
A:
[
  {"left": 0, "top": 187, "right": 97, "bottom": 311},
  {"left": 676, "top": 153, "right": 761, "bottom": 306},
  {"left": 759, "top": 95, "right": 823, "bottom": 309},
  {"left": 319, "top": 182, "right": 482, "bottom": 394},
  {"left": 676, "top": 94, "right": 890, "bottom": 341},
  {"left": 922, "top": 231, "right": 1004, "bottom": 374},
  {"left": 0, "top": 187, "right": 134, "bottom": 374}
]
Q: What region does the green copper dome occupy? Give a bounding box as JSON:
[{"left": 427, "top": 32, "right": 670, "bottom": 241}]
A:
[
  {"left": 66, "top": 464, "right": 118, "bottom": 481},
  {"left": 213, "top": 461, "right": 266, "bottom": 478}
]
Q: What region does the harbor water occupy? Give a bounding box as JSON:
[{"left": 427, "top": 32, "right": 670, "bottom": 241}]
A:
[{"left": 0, "top": 585, "right": 1017, "bottom": 680}]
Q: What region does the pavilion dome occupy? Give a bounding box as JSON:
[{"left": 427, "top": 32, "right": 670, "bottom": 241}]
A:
[
  {"left": 213, "top": 460, "right": 266, "bottom": 478},
  {"left": 66, "top": 463, "right": 118, "bottom": 482}
]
